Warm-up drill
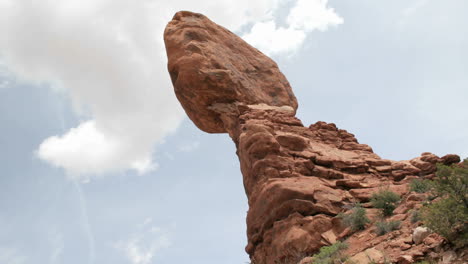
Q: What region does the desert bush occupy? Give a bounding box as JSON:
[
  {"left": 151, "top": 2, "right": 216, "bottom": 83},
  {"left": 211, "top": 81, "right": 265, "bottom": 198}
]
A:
[
  {"left": 370, "top": 189, "right": 400, "bottom": 216},
  {"left": 422, "top": 197, "right": 467, "bottom": 247},
  {"left": 410, "top": 210, "right": 421, "bottom": 223},
  {"left": 431, "top": 160, "right": 468, "bottom": 206},
  {"left": 421, "top": 159, "right": 468, "bottom": 248},
  {"left": 375, "top": 220, "right": 401, "bottom": 236},
  {"left": 311, "top": 241, "right": 348, "bottom": 264},
  {"left": 339, "top": 203, "right": 370, "bottom": 231},
  {"left": 409, "top": 179, "right": 432, "bottom": 193}
]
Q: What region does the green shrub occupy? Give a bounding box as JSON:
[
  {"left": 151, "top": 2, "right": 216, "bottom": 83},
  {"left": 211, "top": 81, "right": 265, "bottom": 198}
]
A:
[
  {"left": 421, "top": 159, "right": 468, "bottom": 248},
  {"left": 339, "top": 204, "right": 370, "bottom": 231},
  {"left": 311, "top": 241, "right": 348, "bottom": 264},
  {"left": 370, "top": 190, "right": 400, "bottom": 216},
  {"left": 375, "top": 220, "right": 401, "bottom": 236},
  {"left": 422, "top": 197, "right": 467, "bottom": 247},
  {"left": 432, "top": 161, "right": 468, "bottom": 206},
  {"left": 409, "top": 179, "right": 432, "bottom": 193},
  {"left": 410, "top": 210, "right": 421, "bottom": 223}
]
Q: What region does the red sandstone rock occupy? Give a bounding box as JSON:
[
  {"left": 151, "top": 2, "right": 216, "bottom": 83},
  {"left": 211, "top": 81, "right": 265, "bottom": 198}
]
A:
[
  {"left": 164, "top": 11, "right": 297, "bottom": 133},
  {"left": 164, "top": 11, "right": 462, "bottom": 264},
  {"left": 441, "top": 154, "right": 461, "bottom": 165}
]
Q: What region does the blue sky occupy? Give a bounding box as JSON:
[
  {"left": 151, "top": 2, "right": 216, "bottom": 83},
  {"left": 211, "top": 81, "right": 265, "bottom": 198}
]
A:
[{"left": 0, "top": 1, "right": 467, "bottom": 264}]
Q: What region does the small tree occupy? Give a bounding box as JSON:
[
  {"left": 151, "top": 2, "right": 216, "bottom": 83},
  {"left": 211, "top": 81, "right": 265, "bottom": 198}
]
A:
[
  {"left": 339, "top": 203, "right": 370, "bottom": 231},
  {"left": 370, "top": 190, "right": 400, "bottom": 216},
  {"left": 409, "top": 179, "right": 432, "bottom": 193},
  {"left": 421, "top": 159, "right": 468, "bottom": 247},
  {"left": 432, "top": 160, "right": 468, "bottom": 208}
]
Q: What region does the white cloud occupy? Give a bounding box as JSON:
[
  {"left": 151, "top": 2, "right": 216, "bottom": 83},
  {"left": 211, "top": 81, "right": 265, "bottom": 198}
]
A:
[
  {"left": 177, "top": 141, "right": 200, "bottom": 153},
  {"left": 37, "top": 120, "right": 157, "bottom": 178},
  {"left": 0, "top": 62, "right": 14, "bottom": 89},
  {"left": 287, "top": 0, "right": 343, "bottom": 32},
  {"left": 0, "top": 247, "right": 26, "bottom": 264},
  {"left": 0, "top": 78, "right": 10, "bottom": 89},
  {"left": 0, "top": 0, "right": 342, "bottom": 177},
  {"left": 242, "top": 21, "right": 306, "bottom": 55},
  {"left": 115, "top": 220, "right": 172, "bottom": 264},
  {"left": 242, "top": 0, "right": 343, "bottom": 55},
  {"left": 0, "top": 0, "right": 185, "bottom": 177}
]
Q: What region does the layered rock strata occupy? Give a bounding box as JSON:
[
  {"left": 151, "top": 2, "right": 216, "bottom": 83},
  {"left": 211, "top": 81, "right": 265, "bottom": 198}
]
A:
[{"left": 164, "top": 11, "right": 462, "bottom": 264}]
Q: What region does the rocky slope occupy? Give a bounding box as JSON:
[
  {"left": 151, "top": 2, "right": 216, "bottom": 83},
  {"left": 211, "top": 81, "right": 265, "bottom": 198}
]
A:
[{"left": 164, "top": 11, "right": 465, "bottom": 264}]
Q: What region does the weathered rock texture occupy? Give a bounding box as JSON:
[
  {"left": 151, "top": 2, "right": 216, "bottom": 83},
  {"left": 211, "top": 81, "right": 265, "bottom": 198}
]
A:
[
  {"left": 164, "top": 11, "right": 465, "bottom": 264},
  {"left": 164, "top": 11, "right": 297, "bottom": 133}
]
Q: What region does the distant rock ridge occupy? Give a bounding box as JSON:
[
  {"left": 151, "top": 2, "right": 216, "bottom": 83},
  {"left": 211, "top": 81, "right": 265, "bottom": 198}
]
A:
[{"left": 164, "top": 11, "right": 463, "bottom": 264}]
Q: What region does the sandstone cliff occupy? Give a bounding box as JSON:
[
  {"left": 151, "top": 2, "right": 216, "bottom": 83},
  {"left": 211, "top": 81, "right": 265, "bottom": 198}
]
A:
[{"left": 164, "top": 11, "right": 466, "bottom": 264}]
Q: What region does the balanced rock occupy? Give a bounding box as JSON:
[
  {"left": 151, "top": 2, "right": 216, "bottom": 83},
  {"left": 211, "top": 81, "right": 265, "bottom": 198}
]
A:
[
  {"left": 164, "top": 11, "right": 462, "bottom": 264},
  {"left": 164, "top": 11, "right": 297, "bottom": 133}
]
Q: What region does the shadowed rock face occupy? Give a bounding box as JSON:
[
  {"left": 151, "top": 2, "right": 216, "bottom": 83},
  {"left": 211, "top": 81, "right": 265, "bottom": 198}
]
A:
[
  {"left": 164, "top": 11, "right": 297, "bottom": 133},
  {"left": 164, "top": 11, "right": 462, "bottom": 264}
]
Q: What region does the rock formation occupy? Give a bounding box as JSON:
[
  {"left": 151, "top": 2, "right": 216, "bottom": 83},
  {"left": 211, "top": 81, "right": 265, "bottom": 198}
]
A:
[{"left": 164, "top": 11, "right": 465, "bottom": 264}]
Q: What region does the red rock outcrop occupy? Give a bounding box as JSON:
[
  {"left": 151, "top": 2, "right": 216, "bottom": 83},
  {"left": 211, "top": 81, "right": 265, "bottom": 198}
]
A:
[{"left": 164, "top": 11, "right": 464, "bottom": 264}]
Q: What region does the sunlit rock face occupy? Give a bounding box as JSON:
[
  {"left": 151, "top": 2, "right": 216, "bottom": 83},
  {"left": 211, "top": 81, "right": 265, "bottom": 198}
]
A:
[{"left": 164, "top": 11, "right": 461, "bottom": 264}]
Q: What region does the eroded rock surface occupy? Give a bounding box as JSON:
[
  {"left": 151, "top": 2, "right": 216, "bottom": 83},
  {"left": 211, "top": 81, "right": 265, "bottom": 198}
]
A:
[
  {"left": 164, "top": 11, "right": 463, "bottom": 264},
  {"left": 224, "top": 107, "right": 458, "bottom": 263},
  {"left": 164, "top": 11, "right": 297, "bottom": 133}
]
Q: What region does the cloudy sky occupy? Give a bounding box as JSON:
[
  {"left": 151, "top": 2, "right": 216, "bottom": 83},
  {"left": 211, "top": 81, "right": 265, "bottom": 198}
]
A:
[{"left": 0, "top": 0, "right": 467, "bottom": 263}]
